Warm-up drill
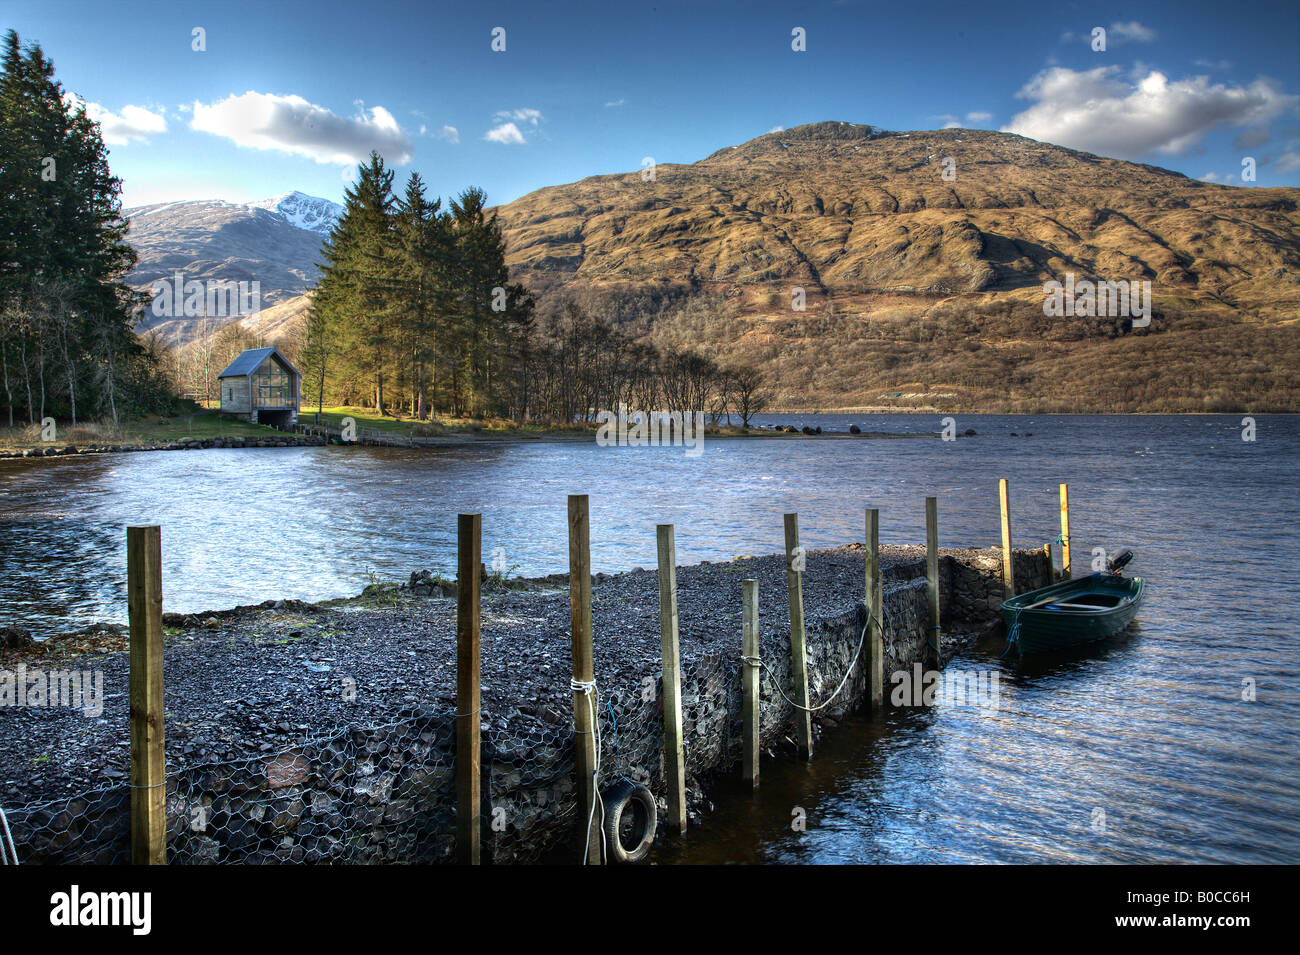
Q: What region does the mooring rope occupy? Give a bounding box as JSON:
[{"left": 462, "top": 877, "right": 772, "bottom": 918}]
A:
[
  {"left": 570, "top": 678, "right": 606, "bottom": 865},
  {"left": 999, "top": 609, "right": 1023, "bottom": 659},
  {"left": 750, "top": 602, "right": 881, "bottom": 714},
  {"left": 0, "top": 805, "right": 18, "bottom": 865},
  {"left": 605, "top": 699, "right": 638, "bottom": 787}
]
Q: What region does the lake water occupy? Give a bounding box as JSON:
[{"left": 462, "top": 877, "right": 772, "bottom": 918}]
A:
[{"left": 1, "top": 413, "right": 1297, "bottom": 863}]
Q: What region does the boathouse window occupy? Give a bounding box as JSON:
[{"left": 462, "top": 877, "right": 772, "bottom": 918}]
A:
[{"left": 252, "top": 359, "right": 292, "bottom": 407}]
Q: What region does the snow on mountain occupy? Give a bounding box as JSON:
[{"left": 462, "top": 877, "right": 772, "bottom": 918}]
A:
[{"left": 248, "top": 191, "right": 343, "bottom": 235}]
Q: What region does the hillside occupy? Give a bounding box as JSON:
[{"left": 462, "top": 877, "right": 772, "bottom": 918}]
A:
[
  {"left": 491, "top": 121, "right": 1300, "bottom": 411},
  {"left": 150, "top": 122, "right": 1300, "bottom": 411}
]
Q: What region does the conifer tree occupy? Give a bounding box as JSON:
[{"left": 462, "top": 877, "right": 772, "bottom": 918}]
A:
[{"left": 0, "top": 29, "right": 149, "bottom": 427}]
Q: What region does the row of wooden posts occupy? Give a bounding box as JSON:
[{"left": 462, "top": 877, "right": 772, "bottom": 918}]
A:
[{"left": 123, "top": 482, "right": 1071, "bottom": 865}]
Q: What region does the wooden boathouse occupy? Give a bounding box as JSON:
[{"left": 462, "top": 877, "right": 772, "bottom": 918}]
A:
[{"left": 217, "top": 346, "right": 301, "bottom": 427}]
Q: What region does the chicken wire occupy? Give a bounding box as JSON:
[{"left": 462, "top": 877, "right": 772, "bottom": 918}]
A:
[{"left": 3, "top": 604, "right": 876, "bottom": 865}]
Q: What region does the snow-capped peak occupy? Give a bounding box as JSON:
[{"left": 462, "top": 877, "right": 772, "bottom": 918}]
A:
[{"left": 249, "top": 191, "right": 343, "bottom": 235}]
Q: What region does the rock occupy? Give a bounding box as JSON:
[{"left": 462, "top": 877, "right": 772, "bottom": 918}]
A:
[
  {"left": 964, "top": 428, "right": 976, "bottom": 436},
  {"left": 849, "top": 424, "right": 861, "bottom": 434},
  {"left": 2, "top": 625, "right": 35, "bottom": 652}
]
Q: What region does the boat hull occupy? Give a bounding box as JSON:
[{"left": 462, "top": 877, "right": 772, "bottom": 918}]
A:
[{"left": 1000, "top": 574, "right": 1144, "bottom": 654}]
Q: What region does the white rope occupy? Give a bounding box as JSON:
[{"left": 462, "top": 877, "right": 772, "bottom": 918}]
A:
[
  {"left": 753, "top": 603, "right": 881, "bottom": 714},
  {"left": 570, "top": 678, "right": 606, "bottom": 864},
  {"left": 0, "top": 805, "right": 18, "bottom": 865}
]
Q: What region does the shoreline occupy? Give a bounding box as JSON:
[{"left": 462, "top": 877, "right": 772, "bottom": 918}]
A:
[
  {"left": 0, "top": 543, "right": 1049, "bottom": 865},
  {"left": 4, "top": 408, "right": 1283, "bottom": 460},
  {"left": 0, "top": 424, "right": 938, "bottom": 460}
]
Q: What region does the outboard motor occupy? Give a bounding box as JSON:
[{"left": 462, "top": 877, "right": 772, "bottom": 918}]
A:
[{"left": 1107, "top": 549, "right": 1135, "bottom": 574}]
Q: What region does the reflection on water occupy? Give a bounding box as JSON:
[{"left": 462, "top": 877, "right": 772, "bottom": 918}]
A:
[{"left": 2, "top": 414, "right": 1297, "bottom": 863}]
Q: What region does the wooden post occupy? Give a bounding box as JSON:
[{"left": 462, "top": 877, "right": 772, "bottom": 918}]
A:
[
  {"left": 1059, "top": 483, "right": 1071, "bottom": 581},
  {"left": 568, "top": 495, "right": 602, "bottom": 864},
  {"left": 925, "top": 498, "right": 941, "bottom": 670},
  {"left": 456, "top": 513, "right": 482, "bottom": 865},
  {"left": 865, "top": 508, "right": 883, "bottom": 711},
  {"left": 741, "top": 579, "right": 760, "bottom": 789},
  {"left": 656, "top": 524, "right": 687, "bottom": 836},
  {"left": 127, "top": 525, "right": 165, "bottom": 866},
  {"left": 998, "top": 478, "right": 1015, "bottom": 599},
  {"left": 783, "top": 514, "right": 814, "bottom": 759}
]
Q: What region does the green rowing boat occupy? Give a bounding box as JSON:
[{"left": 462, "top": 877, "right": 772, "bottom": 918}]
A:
[{"left": 1001, "top": 557, "right": 1144, "bottom": 654}]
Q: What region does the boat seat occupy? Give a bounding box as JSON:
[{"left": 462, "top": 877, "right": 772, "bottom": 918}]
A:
[{"left": 1049, "top": 595, "right": 1123, "bottom": 609}]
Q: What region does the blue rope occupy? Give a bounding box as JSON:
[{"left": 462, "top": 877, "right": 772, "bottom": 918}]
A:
[
  {"left": 605, "top": 699, "right": 637, "bottom": 786},
  {"left": 999, "top": 610, "right": 1022, "bottom": 659}
]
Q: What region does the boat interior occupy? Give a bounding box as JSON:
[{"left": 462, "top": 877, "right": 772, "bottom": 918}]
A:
[{"left": 1043, "top": 592, "right": 1126, "bottom": 610}]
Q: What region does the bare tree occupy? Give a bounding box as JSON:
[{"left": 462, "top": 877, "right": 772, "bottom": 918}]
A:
[{"left": 728, "top": 364, "right": 771, "bottom": 428}]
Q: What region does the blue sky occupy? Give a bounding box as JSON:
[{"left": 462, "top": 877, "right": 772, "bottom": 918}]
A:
[{"left": 7, "top": 0, "right": 1299, "bottom": 209}]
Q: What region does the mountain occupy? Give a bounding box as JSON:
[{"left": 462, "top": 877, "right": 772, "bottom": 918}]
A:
[
  {"left": 134, "top": 125, "right": 1300, "bottom": 410},
  {"left": 248, "top": 191, "right": 343, "bottom": 235},
  {"left": 490, "top": 121, "right": 1300, "bottom": 411},
  {"left": 124, "top": 194, "right": 335, "bottom": 346}
]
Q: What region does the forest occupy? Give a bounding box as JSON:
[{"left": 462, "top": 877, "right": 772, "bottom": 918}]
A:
[
  {"left": 302, "top": 154, "right": 770, "bottom": 426},
  {"left": 0, "top": 30, "right": 174, "bottom": 430}
]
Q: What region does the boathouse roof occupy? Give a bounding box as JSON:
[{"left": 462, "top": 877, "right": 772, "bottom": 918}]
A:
[{"left": 217, "top": 347, "right": 300, "bottom": 380}]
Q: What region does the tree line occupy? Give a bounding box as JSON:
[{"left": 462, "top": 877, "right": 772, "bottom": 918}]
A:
[
  {"left": 0, "top": 30, "right": 170, "bottom": 430},
  {"left": 307, "top": 153, "right": 770, "bottom": 426}
]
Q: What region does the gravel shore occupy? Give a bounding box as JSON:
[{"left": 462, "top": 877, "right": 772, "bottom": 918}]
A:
[{"left": 0, "top": 545, "right": 951, "bottom": 806}]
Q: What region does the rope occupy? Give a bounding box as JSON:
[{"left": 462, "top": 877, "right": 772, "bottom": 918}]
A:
[
  {"left": 927, "top": 623, "right": 942, "bottom": 656},
  {"left": 999, "top": 609, "right": 1022, "bottom": 659},
  {"left": 570, "top": 678, "right": 605, "bottom": 865},
  {"left": 750, "top": 602, "right": 879, "bottom": 714},
  {"left": 0, "top": 805, "right": 17, "bottom": 865},
  {"left": 604, "top": 699, "right": 637, "bottom": 786}
]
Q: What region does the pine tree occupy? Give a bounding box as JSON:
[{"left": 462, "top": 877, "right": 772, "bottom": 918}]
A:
[
  {"left": 314, "top": 151, "right": 395, "bottom": 413},
  {"left": 0, "top": 29, "right": 147, "bottom": 428}
]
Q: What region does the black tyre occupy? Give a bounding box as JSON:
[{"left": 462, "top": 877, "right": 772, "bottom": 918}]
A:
[{"left": 601, "top": 779, "right": 657, "bottom": 863}]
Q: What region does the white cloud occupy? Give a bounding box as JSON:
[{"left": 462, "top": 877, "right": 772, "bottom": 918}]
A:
[
  {"left": 1110, "top": 21, "right": 1157, "bottom": 43},
  {"left": 484, "top": 109, "right": 542, "bottom": 144},
  {"left": 190, "top": 91, "right": 413, "bottom": 164},
  {"left": 484, "top": 122, "right": 526, "bottom": 144},
  {"left": 1277, "top": 150, "right": 1300, "bottom": 173},
  {"left": 1003, "top": 66, "right": 1298, "bottom": 157},
  {"left": 966, "top": 111, "right": 993, "bottom": 123},
  {"left": 767, "top": 125, "right": 785, "bottom": 133},
  {"left": 496, "top": 108, "right": 542, "bottom": 126},
  {"left": 605, "top": 98, "right": 625, "bottom": 108},
  {"left": 1062, "top": 21, "right": 1157, "bottom": 45},
  {"left": 438, "top": 125, "right": 459, "bottom": 143},
  {"left": 72, "top": 99, "right": 167, "bottom": 145}
]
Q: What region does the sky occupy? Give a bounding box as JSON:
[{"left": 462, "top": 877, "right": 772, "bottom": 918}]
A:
[{"left": 6, "top": 0, "right": 1299, "bottom": 209}]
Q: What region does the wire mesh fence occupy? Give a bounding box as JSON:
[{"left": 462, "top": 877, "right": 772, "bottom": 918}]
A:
[{"left": 2, "top": 580, "right": 928, "bottom": 865}]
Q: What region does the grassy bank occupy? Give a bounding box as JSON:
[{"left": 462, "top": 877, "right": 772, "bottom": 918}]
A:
[{"left": 0, "top": 410, "right": 284, "bottom": 451}]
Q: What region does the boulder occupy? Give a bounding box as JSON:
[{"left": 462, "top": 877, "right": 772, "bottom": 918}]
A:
[{"left": 2, "top": 625, "right": 35, "bottom": 652}]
